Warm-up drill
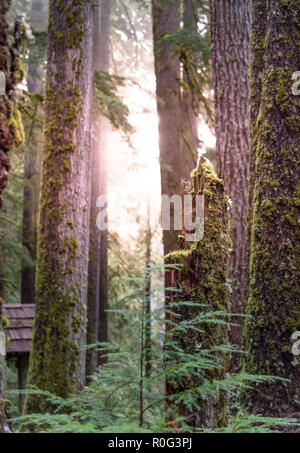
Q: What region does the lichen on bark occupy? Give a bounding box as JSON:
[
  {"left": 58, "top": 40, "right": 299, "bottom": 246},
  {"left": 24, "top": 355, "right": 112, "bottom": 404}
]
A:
[
  {"left": 0, "top": 1, "right": 26, "bottom": 208},
  {"left": 0, "top": 0, "right": 26, "bottom": 432},
  {"left": 242, "top": 0, "right": 300, "bottom": 416}
]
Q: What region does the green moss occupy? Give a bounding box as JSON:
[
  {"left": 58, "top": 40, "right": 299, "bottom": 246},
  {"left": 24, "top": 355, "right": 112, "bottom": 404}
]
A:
[
  {"left": 72, "top": 317, "right": 83, "bottom": 333},
  {"left": 261, "top": 199, "right": 275, "bottom": 218},
  {"left": 242, "top": 0, "right": 300, "bottom": 416},
  {"left": 8, "top": 108, "right": 25, "bottom": 147},
  {"left": 285, "top": 214, "right": 296, "bottom": 226},
  {"left": 25, "top": 0, "right": 90, "bottom": 415},
  {"left": 63, "top": 158, "right": 71, "bottom": 172},
  {"left": 1, "top": 314, "right": 9, "bottom": 328},
  {"left": 54, "top": 31, "right": 63, "bottom": 41},
  {"left": 66, "top": 219, "right": 74, "bottom": 229},
  {"left": 165, "top": 160, "right": 230, "bottom": 429}
]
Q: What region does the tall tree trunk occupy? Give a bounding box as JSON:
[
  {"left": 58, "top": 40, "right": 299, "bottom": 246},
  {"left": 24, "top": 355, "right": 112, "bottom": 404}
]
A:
[
  {"left": 0, "top": 313, "right": 6, "bottom": 432},
  {"left": 21, "top": 26, "right": 46, "bottom": 305},
  {"left": 98, "top": 0, "right": 111, "bottom": 366},
  {"left": 242, "top": 0, "right": 300, "bottom": 417},
  {"left": 0, "top": 296, "right": 7, "bottom": 432},
  {"left": 152, "top": 0, "right": 182, "bottom": 256},
  {"left": 86, "top": 0, "right": 111, "bottom": 377},
  {"left": 165, "top": 159, "right": 231, "bottom": 429},
  {"left": 26, "top": 0, "right": 94, "bottom": 413},
  {"left": 29, "top": 0, "right": 48, "bottom": 31},
  {"left": 210, "top": 0, "right": 251, "bottom": 350},
  {"left": 21, "top": 121, "right": 41, "bottom": 304},
  {"left": 247, "top": 0, "right": 267, "bottom": 276},
  {"left": 144, "top": 206, "right": 152, "bottom": 378},
  {"left": 181, "top": 0, "right": 199, "bottom": 175},
  {"left": 86, "top": 2, "right": 102, "bottom": 379},
  {"left": 0, "top": 0, "right": 25, "bottom": 431}
]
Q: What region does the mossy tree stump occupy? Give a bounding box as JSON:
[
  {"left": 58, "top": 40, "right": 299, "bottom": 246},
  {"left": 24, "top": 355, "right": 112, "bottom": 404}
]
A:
[{"left": 165, "top": 159, "right": 231, "bottom": 429}]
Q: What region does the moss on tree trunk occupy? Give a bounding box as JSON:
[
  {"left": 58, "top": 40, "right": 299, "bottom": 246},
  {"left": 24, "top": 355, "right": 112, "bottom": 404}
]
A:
[
  {"left": 242, "top": 0, "right": 300, "bottom": 416},
  {"left": 26, "top": 0, "right": 94, "bottom": 413},
  {"left": 0, "top": 0, "right": 25, "bottom": 430},
  {"left": 165, "top": 159, "right": 231, "bottom": 429}
]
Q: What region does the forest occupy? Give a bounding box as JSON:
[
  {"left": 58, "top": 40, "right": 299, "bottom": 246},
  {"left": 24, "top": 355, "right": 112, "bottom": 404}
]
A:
[{"left": 0, "top": 0, "right": 299, "bottom": 436}]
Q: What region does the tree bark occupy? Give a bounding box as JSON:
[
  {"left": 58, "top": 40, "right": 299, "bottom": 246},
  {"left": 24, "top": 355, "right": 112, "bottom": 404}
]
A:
[
  {"left": 0, "top": 296, "right": 6, "bottom": 432},
  {"left": 242, "top": 0, "right": 300, "bottom": 416},
  {"left": 86, "top": 0, "right": 111, "bottom": 377},
  {"left": 210, "top": 0, "right": 251, "bottom": 349},
  {"left": 152, "top": 0, "right": 182, "bottom": 256},
  {"left": 0, "top": 0, "right": 14, "bottom": 209},
  {"left": 21, "top": 22, "right": 46, "bottom": 305},
  {"left": 247, "top": 0, "right": 267, "bottom": 277},
  {"left": 98, "top": 0, "right": 111, "bottom": 367},
  {"left": 26, "top": 0, "right": 94, "bottom": 413},
  {"left": 181, "top": 0, "right": 199, "bottom": 175},
  {"left": 165, "top": 159, "right": 231, "bottom": 429},
  {"left": 17, "top": 354, "right": 29, "bottom": 415},
  {"left": 29, "top": 0, "right": 49, "bottom": 31},
  {"left": 0, "top": 0, "right": 26, "bottom": 431},
  {"left": 144, "top": 206, "right": 152, "bottom": 378},
  {"left": 86, "top": 2, "right": 102, "bottom": 379}
]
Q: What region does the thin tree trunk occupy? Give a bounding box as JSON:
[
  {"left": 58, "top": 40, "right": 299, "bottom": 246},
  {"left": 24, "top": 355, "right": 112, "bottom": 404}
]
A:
[
  {"left": 181, "top": 0, "right": 199, "bottom": 175},
  {"left": 21, "top": 1, "right": 48, "bottom": 305},
  {"left": 98, "top": 0, "right": 111, "bottom": 366},
  {"left": 21, "top": 37, "right": 45, "bottom": 303},
  {"left": 0, "top": 294, "right": 6, "bottom": 432},
  {"left": 29, "top": 0, "right": 48, "bottom": 31},
  {"left": 144, "top": 206, "right": 152, "bottom": 378},
  {"left": 247, "top": 0, "right": 267, "bottom": 279},
  {"left": 152, "top": 0, "right": 182, "bottom": 256},
  {"left": 210, "top": 0, "right": 251, "bottom": 350},
  {"left": 17, "top": 354, "right": 29, "bottom": 415},
  {"left": 86, "top": 1, "right": 102, "bottom": 379},
  {"left": 242, "top": 0, "right": 300, "bottom": 416},
  {"left": 26, "top": 0, "right": 94, "bottom": 413},
  {"left": 86, "top": 0, "right": 111, "bottom": 376}
]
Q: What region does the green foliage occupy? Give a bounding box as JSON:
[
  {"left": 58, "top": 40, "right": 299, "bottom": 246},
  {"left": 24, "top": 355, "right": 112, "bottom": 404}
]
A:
[
  {"left": 0, "top": 91, "right": 43, "bottom": 303},
  {"left": 0, "top": 152, "right": 30, "bottom": 302},
  {"left": 159, "top": 29, "right": 210, "bottom": 60},
  {"left": 209, "top": 411, "right": 299, "bottom": 434},
  {"left": 8, "top": 268, "right": 300, "bottom": 433},
  {"left": 94, "top": 70, "right": 134, "bottom": 137},
  {"left": 156, "top": 5, "right": 213, "bottom": 120}
]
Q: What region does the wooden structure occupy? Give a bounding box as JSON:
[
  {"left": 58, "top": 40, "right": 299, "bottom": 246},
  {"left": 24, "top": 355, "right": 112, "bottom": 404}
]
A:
[{"left": 3, "top": 304, "right": 34, "bottom": 413}]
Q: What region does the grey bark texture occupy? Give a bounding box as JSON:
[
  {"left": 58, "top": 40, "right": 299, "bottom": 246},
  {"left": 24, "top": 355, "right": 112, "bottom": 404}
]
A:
[{"left": 210, "top": 0, "right": 251, "bottom": 348}]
